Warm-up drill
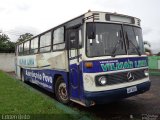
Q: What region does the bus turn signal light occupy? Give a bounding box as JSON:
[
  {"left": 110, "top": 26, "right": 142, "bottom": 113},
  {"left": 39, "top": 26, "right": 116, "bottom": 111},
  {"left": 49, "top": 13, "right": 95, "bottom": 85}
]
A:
[{"left": 85, "top": 62, "right": 93, "bottom": 68}]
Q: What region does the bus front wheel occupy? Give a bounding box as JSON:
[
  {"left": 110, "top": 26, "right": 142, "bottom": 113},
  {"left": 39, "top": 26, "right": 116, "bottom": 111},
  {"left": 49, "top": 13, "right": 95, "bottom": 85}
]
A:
[{"left": 55, "top": 77, "right": 69, "bottom": 104}]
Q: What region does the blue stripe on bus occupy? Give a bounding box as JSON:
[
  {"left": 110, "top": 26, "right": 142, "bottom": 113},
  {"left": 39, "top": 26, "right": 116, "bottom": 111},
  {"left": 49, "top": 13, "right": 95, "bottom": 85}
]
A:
[
  {"left": 84, "top": 81, "right": 151, "bottom": 104},
  {"left": 23, "top": 68, "right": 68, "bottom": 92},
  {"left": 83, "top": 57, "right": 148, "bottom": 73}
]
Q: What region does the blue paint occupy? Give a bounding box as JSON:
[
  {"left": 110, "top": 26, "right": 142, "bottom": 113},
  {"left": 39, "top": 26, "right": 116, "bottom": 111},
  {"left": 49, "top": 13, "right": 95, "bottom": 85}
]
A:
[
  {"left": 83, "top": 57, "right": 148, "bottom": 73},
  {"left": 84, "top": 81, "right": 151, "bottom": 104},
  {"left": 69, "top": 63, "right": 82, "bottom": 100},
  {"left": 23, "top": 69, "right": 68, "bottom": 92},
  {"left": 22, "top": 56, "right": 149, "bottom": 105}
]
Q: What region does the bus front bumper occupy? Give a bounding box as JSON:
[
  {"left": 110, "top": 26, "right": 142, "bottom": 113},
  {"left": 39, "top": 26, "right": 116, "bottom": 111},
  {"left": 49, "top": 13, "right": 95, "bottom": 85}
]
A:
[{"left": 84, "top": 81, "right": 151, "bottom": 104}]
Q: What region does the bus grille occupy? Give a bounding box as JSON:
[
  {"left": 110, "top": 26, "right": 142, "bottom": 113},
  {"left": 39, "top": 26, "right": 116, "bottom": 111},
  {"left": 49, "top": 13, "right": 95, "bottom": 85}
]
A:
[
  {"left": 95, "top": 69, "right": 147, "bottom": 86},
  {"left": 107, "top": 69, "right": 147, "bottom": 85}
]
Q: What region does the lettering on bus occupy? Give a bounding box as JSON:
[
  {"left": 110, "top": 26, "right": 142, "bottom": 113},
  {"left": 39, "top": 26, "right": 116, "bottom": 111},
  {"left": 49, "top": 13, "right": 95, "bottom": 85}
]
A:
[
  {"left": 100, "top": 60, "right": 147, "bottom": 72},
  {"left": 19, "top": 58, "right": 35, "bottom": 66},
  {"left": 25, "top": 70, "right": 52, "bottom": 84}
]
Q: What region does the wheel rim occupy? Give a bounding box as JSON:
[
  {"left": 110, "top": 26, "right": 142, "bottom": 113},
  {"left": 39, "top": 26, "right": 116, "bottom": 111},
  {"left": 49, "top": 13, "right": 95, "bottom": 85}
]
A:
[{"left": 58, "top": 83, "right": 68, "bottom": 101}]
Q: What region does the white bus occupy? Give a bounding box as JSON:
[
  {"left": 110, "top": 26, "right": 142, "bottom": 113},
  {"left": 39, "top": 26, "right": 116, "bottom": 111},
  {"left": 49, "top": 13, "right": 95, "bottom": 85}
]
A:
[{"left": 15, "top": 11, "right": 151, "bottom": 107}]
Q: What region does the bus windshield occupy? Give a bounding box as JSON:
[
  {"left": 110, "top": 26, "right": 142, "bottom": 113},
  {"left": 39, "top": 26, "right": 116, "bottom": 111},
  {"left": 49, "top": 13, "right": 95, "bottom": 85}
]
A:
[{"left": 86, "top": 23, "right": 145, "bottom": 57}]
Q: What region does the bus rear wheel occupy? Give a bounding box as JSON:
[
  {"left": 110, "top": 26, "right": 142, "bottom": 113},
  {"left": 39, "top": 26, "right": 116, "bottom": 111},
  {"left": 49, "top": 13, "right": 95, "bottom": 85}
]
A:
[{"left": 55, "top": 77, "right": 69, "bottom": 104}]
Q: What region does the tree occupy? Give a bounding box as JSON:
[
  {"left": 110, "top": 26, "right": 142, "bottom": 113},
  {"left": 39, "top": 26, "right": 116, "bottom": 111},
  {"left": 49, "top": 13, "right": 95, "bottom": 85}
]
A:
[
  {"left": 157, "top": 52, "right": 160, "bottom": 56},
  {"left": 0, "top": 34, "right": 15, "bottom": 53},
  {"left": 17, "top": 33, "right": 34, "bottom": 42},
  {"left": 143, "top": 41, "right": 152, "bottom": 55}
]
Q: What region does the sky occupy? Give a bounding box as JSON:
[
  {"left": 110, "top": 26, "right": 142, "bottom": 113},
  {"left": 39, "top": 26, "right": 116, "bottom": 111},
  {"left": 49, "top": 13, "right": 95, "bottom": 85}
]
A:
[{"left": 0, "top": 0, "right": 159, "bottom": 53}]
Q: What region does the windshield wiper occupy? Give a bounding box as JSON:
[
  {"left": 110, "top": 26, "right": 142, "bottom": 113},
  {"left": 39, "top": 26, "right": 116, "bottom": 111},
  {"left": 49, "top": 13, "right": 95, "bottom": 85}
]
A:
[
  {"left": 111, "top": 31, "right": 123, "bottom": 57},
  {"left": 111, "top": 39, "right": 122, "bottom": 57},
  {"left": 125, "top": 32, "right": 141, "bottom": 56}
]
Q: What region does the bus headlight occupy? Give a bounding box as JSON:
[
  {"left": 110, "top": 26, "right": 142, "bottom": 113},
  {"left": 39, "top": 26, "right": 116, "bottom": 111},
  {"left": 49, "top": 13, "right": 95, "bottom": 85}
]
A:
[
  {"left": 144, "top": 69, "right": 149, "bottom": 77},
  {"left": 98, "top": 76, "right": 107, "bottom": 86}
]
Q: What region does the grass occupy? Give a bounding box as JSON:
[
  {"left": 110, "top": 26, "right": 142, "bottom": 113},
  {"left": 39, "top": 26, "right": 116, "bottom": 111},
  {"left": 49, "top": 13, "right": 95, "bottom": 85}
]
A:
[
  {"left": 149, "top": 69, "right": 160, "bottom": 76},
  {"left": 0, "top": 71, "right": 87, "bottom": 120}
]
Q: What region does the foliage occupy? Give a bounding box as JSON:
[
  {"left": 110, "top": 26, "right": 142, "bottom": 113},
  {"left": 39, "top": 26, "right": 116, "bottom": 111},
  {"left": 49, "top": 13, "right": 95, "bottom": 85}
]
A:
[
  {"left": 17, "top": 33, "right": 34, "bottom": 42},
  {"left": 143, "top": 41, "right": 151, "bottom": 47},
  {"left": 144, "top": 41, "right": 152, "bottom": 55},
  {"left": 0, "top": 71, "right": 82, "bottom": 120},
  {"left": 0, "top": 34, "right": 15, "bottom": 53},
  {"left": 157, "top": 52, "right": 160, "bottom": 56}
]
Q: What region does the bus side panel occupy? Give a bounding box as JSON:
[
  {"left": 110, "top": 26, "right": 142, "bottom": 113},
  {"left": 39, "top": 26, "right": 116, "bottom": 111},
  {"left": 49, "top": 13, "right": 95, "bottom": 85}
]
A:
[
  {"left": 23, "top": 69, "right": 68, "bottom": 92},
  {"left": 69, "top": 62, "right": 84, "bottom": 100}
]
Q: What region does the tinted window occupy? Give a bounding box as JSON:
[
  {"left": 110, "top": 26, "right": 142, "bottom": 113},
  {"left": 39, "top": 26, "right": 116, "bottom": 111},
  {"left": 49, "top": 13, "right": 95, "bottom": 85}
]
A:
[
  {"left": 123, "top": 25, "right": 145, "bottom": 55},
  {"left": 86, "top": 23, "right": 125, "bottom": 57}
]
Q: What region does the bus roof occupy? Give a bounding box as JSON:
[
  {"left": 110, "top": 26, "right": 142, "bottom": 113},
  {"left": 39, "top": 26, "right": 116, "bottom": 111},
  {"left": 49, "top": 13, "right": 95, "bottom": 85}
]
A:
[{"left": 16, "top": 11, "right": 140, "bottom": 45}]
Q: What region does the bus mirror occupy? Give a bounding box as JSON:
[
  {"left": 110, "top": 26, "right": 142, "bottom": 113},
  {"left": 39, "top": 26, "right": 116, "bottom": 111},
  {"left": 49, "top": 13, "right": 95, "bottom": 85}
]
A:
[
  {"left": 88, "top": 32, "right": 96, "bottom": 39},
  {"left": 87, "top": 23, "right": 96, "bottom": 39}
]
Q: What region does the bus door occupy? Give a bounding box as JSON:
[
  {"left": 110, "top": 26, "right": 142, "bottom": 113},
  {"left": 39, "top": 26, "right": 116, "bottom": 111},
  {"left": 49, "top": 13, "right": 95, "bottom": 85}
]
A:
[{"left": 67, "top": 27, "right": 81, "bottom": 100}]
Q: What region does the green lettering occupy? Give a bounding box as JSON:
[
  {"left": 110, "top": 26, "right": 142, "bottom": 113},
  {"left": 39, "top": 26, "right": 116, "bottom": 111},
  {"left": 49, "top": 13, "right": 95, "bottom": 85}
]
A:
[
  {"left": 123, "top": 62, "right": 129, "bottom": 69},
  {"left": 110, "top": 63, "right": 116, "bottom": 70},
  {"left": 116, "top": 62, "right": 123, "bottom": 70},
  {"left": 101, "top": 64, "right": 111, "bottom": 71}
]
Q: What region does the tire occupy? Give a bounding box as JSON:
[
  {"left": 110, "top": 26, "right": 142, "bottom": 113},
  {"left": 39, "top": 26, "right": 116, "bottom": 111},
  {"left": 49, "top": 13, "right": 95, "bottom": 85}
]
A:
[{"left": 55, "top": 77, "right": 69, "bottom": 104}]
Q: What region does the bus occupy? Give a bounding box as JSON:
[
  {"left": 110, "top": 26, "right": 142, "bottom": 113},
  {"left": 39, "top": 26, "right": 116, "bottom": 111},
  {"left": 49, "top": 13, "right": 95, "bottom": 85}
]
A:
[{"left": 15, "top": 11, "right": 151, "bottom": 107}]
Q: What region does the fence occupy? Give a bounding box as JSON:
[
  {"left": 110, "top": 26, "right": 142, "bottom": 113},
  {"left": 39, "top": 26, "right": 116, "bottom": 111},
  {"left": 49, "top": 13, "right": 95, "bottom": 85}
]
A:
[
  {"left": 0, "top": 53, "right": 15, "bottom": 72},
  {"left": 148, "top": 56, "right": 160, "bottom": 70}
]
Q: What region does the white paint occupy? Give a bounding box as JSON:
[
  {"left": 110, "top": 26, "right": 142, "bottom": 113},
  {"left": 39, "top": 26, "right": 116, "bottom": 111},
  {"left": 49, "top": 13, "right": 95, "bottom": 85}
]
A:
[
  {"left": 84, "top": 12, "right": 140, "bottom": 27},
  {"left": 83, "top": 67, "right": 149, "bottom": 92},
  {"left": 0, "top": 53, "right": 15, "bottom": 72},
  {"left": 16, "top": 51, "right": 68, "bottom": 71},
  {"left": 84, "top": 76, "right": 149, "bottom": 92}
]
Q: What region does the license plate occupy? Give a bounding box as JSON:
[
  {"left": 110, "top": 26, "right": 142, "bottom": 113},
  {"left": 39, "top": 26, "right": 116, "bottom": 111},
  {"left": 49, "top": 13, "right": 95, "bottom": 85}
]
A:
[{"left": 127, "top": 86, "right": 137, "bottom": 94}]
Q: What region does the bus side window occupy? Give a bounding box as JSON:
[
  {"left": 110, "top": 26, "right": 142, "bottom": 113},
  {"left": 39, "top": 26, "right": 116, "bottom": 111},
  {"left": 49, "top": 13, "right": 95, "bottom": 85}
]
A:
[
  {"left": 31, "top": 37, "right": 38, "bottom": 54},
  {"left": 40, "top": 32, "right": 51, "bottom": 53},
  {"left": 18, "top": 43, "right": 23, "bottom": 55},
  {"left": 68, "top": 28, "right": 82, "bottom": 50},
  {"left": 24, "top": 41, "right": 30, "bottom": 55},
  {"left": 53, "top": 27, "right": 65, "bottom": 51},
  {"left": 69, "top": 31, "right": 77, "bottom": 49}
]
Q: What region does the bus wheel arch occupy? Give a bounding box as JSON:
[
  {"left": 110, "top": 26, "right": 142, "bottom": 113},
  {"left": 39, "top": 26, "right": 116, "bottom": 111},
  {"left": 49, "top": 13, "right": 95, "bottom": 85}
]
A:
[{"left": 54, "top": 76, "right": 70, "bottom": 104}]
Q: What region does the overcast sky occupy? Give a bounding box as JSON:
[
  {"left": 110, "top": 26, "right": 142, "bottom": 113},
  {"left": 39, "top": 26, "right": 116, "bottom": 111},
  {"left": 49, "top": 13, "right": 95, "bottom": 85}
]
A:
[{"left": 0, "top": 0, "right": 159, "bottom": 53}]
